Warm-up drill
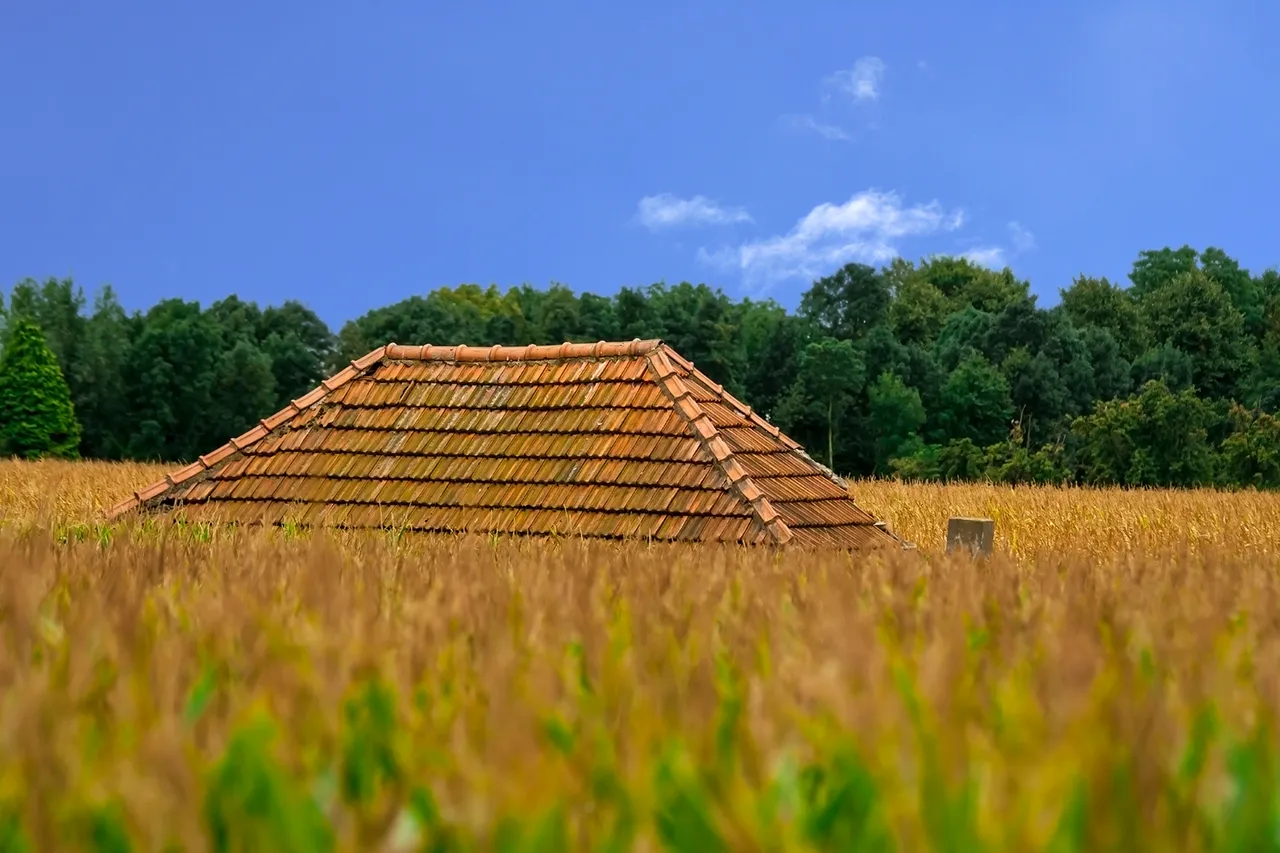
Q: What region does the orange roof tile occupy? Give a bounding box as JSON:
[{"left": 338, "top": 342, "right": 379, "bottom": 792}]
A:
[{"left": 104, "top": 339, "right": 898, "bottom": 550}]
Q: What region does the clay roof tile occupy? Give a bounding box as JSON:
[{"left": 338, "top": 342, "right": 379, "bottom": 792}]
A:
[{"left": 103, "top": 338, "right": 895, "bottom": 550}]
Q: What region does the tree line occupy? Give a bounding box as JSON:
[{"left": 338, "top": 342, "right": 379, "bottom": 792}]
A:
[{"left": 2, "top": 244, "right": 1280, "bottom": 489}]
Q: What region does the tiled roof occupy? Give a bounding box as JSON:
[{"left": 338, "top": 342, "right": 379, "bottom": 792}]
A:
[{"left": 105, "top": 339, "right": 897, "bottom": 549}]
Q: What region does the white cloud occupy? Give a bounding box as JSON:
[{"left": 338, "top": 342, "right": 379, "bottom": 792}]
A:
[
  {"left": 960, "top": 222, "right": 1036, "bottom": 269},
  {"left": 697, "top": 189, "right": 964, "bottom": 288},
  {"left": 961, "top": 246, "right": 1008, "bottom": 268},
  {"left": 827, "top": 57, "right": 886, "bottom": 102},
  {"left": 634, "top": 193, "right": 753, "bottom": 230},
  {"left": 779, "top": 114, "right": 851, "bottom": 141},
  {"left": 1008, "top": 220, "right": 1036, "bottom": 252}
]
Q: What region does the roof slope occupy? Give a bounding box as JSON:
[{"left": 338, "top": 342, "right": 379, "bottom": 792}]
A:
[{"left": 105, "top": 339, "right": 896, "bottom": 549}]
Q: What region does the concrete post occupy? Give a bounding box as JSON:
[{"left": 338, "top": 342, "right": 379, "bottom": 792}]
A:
[{"left": 946, "top": 517, "right": 994, "bottom": 557}]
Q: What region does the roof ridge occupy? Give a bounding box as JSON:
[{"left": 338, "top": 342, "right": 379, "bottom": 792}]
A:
[
  {"left": 384, "top": 339, "right": 660, "bottom": 362},
  {"left": 658, "top": 346, "right": 849, "bottom": 490},
  {"left": 644, "top": 347, "right": 793, "bottom": 546},
  {"left": 102, "top": 344, "right": 391, "bottom": 520}
]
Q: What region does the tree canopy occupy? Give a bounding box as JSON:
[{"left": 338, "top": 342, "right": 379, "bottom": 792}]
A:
[
  {"left": 0, "top": 318, "right": 82, "bottom": 460},
  {"left": 5, "top": 246, "right": 1280, "bottom": 489}
]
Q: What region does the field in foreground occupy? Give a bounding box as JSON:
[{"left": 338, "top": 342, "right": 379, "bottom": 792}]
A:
[{"left": 2, "top": 460, "right": 1280, "bottom": 850}]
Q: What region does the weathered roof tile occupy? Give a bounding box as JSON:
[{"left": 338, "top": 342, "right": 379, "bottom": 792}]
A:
[{"left": 103, "top": 339, "right": 896, "bottom": 550}]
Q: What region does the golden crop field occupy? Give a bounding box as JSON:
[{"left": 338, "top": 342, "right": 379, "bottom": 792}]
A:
[{"left": 2, "top": 459, "right": 1280, "bottom": 850}]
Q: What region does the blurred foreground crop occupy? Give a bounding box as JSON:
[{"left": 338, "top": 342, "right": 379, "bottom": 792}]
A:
[{"left": 1, "top": 460, "right": 1279, "bottom": 850}]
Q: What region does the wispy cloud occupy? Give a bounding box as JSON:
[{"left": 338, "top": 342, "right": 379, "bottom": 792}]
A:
[
  {"left": 780, "top": 56, "right": 884, "bottom": 143},
  {"left": 959, "top": 222, "right": 1037, "bottom": 270},
  {"left": 826, "top": 56, "right": 887, "bottom": 102},
  {"left": 779, "top": 114, "right": 851, "bottom": 141},
  {"left": 697, "top": 189, "right": 964, "bottom": 289},
  {"left": 1008, "top": 220, "right": 1037, "bottom": 252},
  {"left": 634, "top": 193, "right": 753, "bottom": 230},
  {"left": 961, "top": 246, "right": 1008, "bottom": 268}
]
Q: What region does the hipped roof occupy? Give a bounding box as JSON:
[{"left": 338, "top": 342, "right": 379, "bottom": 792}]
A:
[{"left": 106, "top": 339, "right": 897, "bottom": 549}]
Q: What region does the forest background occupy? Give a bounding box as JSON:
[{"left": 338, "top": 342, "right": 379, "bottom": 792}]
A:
[{"left": 3, "top": 243, "right": 1279, "bottom": 490}]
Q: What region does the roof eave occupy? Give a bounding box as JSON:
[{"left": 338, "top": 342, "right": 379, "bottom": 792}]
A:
[{"left": 102, "top": 343, "right": 390, "bottom": 521}]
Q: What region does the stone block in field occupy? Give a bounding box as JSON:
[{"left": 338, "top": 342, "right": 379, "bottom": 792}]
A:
[{"left": 946, "top": 517, "right": 994, "bottom": 557}]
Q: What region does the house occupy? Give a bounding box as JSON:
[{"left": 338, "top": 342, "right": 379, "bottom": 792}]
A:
[{"left": 106, "top": 339, "right": 897, "bottom": 549}]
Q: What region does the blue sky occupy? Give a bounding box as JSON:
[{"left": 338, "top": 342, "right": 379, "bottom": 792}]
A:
[{"left": 3, "top": 0, "right": 1278, "bottom": 332}]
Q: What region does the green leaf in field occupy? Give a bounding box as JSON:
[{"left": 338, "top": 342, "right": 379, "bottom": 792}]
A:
[
  {"left": 964, "top": 624, "right": 989, "bottom": 655},
  {"left": 540, "top": 713, "right": 576, "bottom": 757},
  {"left": 588, "top": 761, "right": 637, "bottom": 853},
  {"left": 1179, "top": 704, "right": 1219, "bottom": 786},
  {"left": 0, "top": 804, "right": 31, "bottom": 853},
  {"left": 1046, "top": 776, "right": 1089, "bottom": 853},
  {"left": 1137, "top": 646, "right": 1157, "bottom": 683},
  {"left": 759, "top": 752, "right": 801, "bottom": 827},
  {"left": 408, "top": 785, "right": 441, "bottom": 829},
  {"left": 1107, "top": 761, "right": 1142, "bottom": 853},
  {"left": 1166, "top": 703, "right": 1218, "bottom": 847},
  {"left": 339, "top": 677, "right": 402, "bottom": 807},
  {"left": 1218, "top": 726, "right": 1280, "bottom": 853},
  {"left": 798, "top": 749, "right": 894, "bottom": 852},
  {"left": 72, "top": 801, "right": 133, "bottom": 853},
  {"left": 712, "top": 654, "right": 743, "bottom": 779},
  {"left": 407, "top": 786, "right": 463, "bottom": 853},
  {"left": 183, "top": 663, "right": 219, "bottom": 726},
  {"left": 653, "top": 745, "right": 728, "bottom": 853},
  {"left": 203, "top": 714, "right": 334, "bottom": 853},
  {"left": 491, "top": 816, "right": 524, "bottom": 853},
  {"left": 566, "top": 640, "right": 593, "bottom": 697},
  {"left": 894, "top": 664, "right": 982, "bottom": 853},
  {"left": 521, "top": 804, "right": 570, "bottom": 852}
]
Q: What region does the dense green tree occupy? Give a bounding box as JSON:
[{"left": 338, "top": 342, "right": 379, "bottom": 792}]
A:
[
  {"left": 210, "top": 339, "right": 278, "bottom": 443},
  {"left": 577, "top": 292, "right": 620, "bottom": 342},
  {"left": 1139, "top": 269, "right": 1251, "bottom": 399},
  {"left": 1220, "top": 404, "right": 1280, "bottom": 489},
  {"left": 934, "top": 307, "right": 996, "bottom": 372},
  {"left": 911, "top": 256, "right": 1029, "bottom": 314},
  {"left": 6, "top": 240, "right": 1280, "bottom": 490},
  {"left": 858, "top": 325, "right": 910, "bottom": 386},
  {"left": 1058, "top": 275, "right": 1146, "bottom": 361},
  {"left": 798, "top": 262, "right": 890, "bottom": 341},
  {"left": 984, "top": 427, "right": 1070, "bottom": 485},
  {"left": 614, "top": 286, "right": 658, "bottom": 341},
  {"left": 1243, "top": 333, "right": 1280, "bottom": 413},
  {"left": 1078, "top": 326, "right": 1132, "bottom": 402},
  {"left": 123, "top": 299, "right": 221, "bottom": 461},
  {"left": 774, "top": 337, "right": 866, "bottom": 471},
  {"left": 646, "top": 282, "right": 745, "bottom": 394},
  {"left": 867, "top": 371, "right": 926, "bottom": 473},
  {"left": 982, "top": 296, "right": 1046, "bottom": 366},
  {"left": 934, "top": 354, "right": 1014, "bottom": 448},
  {"left": 207, "top": 294, "right": 263, "bottom": 345},
  {"left": 0, "top": 319, "right": 82, "bottom": 459},
  {"left": 1002, "top": 347, "right": 1064, "bottom": 436},
  {"left": 74, "top": 286, "right": 133, "bottom": 458},
  {"left": 1131, "top": 343, "right": 1196, "bottom": 392},
  {"left": 888, "top": 273, "right": 950, "bottom": 346},
  {"left": 1259, "top": 269, "right": 1280, "bottom": 335},
  {"left": 738, "top": 302, "right": 810, "bottom": 420},
  {"left": 1129, "top": 245, "right": 1199, "bottom": 298},
  {"left": 0, "top": 278, "right": 87, "bottom": 371},
  {"left": 258, "top": 300, "right": 335, "bottom": 405},
  {"left": 1070, "top": 380, "right": 1219, "bottom": 487},
  {"left": 1037, "top": 315, "right": 1096, "bottom": 417},
  {"left": 532, "top": 283, "right": 582, "bottom": 344},
  {"left": 1200, "top": 247, "right": 1264, "bottom": 336}
]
